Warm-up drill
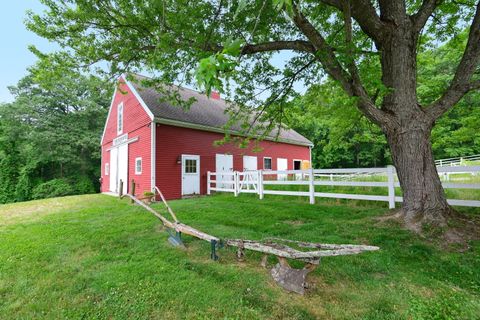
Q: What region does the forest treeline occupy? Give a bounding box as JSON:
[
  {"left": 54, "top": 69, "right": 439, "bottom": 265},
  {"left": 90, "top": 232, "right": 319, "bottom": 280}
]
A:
[
  {"left": 0, "top": 33, "right": 478, "bottom": 203},
  {"left": 0, "top": 67, "right": 111, "bottom": 203}
]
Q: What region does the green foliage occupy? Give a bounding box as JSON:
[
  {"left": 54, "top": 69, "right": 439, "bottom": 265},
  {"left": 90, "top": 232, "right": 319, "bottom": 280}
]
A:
[
  {"left": 195, "top": 38, "right": 244, "bottom": 96},
  {"left": 31, "top": 179, "right": 75, "bottom": 200},
  {"left": 14, "top": 165, "right": 36, "bottom": 202},
  {"left": 287, "top": 81, "right": 390, "bottom": 168},
  {"left": 73, "top": 175, "right": 96, "bottom": 194},
  {"left": 287, "top": 31, "right": 480, "bottom": 168},
  {"left": 0, "top": 65, "right": 110, "bottom": 203},
  {"left": 0, "top": 146, "right": 21, "bottom": 203}
]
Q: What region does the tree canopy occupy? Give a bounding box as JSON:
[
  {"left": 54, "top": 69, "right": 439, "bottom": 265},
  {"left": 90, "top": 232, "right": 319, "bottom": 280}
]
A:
[
  {"left": 287, "top": 29, "right": 480, "bottom": 169},
  {"left": 0, "top": 66, "right": 110, "bottom": 203}
]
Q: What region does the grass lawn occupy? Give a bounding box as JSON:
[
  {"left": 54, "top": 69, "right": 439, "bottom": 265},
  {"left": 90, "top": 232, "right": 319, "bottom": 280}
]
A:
[{"left": 0, "top": 194, "right": 479, "bottom": 319}]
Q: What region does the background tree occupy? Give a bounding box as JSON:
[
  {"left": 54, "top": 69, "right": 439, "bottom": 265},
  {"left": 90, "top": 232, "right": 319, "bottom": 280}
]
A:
[
  {"left": 26, "top": 0, "right": 480, "bottom": 231},
  {"left": 0, "top": 65, "right": 110, "bottom": 203}
]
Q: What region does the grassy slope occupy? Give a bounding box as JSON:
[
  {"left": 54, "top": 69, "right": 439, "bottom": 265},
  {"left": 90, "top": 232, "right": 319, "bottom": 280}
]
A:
[{"left": 0, "top": 194, "right": 479, "bottom": 320}]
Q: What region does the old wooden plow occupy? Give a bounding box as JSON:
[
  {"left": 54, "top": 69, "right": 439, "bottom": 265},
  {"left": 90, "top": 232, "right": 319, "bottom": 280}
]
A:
[{"left": 122, "top": 188, "right": 379, "bottom": 295}]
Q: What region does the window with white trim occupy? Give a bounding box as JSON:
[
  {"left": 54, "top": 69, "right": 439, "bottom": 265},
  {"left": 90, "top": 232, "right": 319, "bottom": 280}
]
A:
[
  {"left": 184, "top": 159, "right": 198, "bottom": 173},
  {"left": 117, "top": 102, "right": 124, "bottom": 134},
  {"left": 105, "top": 163, "right": 109, "bottom": 176},
  {"left": 135, "top": 157, "right": 142, "bottom": 175},
  {"left": 263, "top": 157, "right": 272, "bottom": 170}
]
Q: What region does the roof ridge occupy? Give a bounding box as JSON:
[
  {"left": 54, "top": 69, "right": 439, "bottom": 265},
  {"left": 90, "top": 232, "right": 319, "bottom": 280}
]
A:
[{"left": 128, "top": 72, "right": 228, "bottom": 104}]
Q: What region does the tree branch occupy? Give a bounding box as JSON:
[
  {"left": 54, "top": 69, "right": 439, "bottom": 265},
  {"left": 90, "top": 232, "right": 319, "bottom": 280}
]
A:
[
  {"left": 320, "top": 0, "right": 386, "bottom": 44},
  {"left": 427, "top": 2, "right": 480, "bottom": 120},
  {"left": 242, "top": 41, "right": 315, "bottom": 54},
  {"left": 290, "top": 2, "right": 390, "bottom": 125},
  {"left": 411, "top": 0, "right": 441, "bottom": 32}
]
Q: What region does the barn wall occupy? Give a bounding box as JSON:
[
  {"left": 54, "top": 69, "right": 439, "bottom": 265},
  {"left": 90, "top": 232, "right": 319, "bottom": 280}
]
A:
[
  {"left": 127, "top": 125, "right": 152, "bottom": 196},
  {"left": 155, "top": 124, "right": 310, "bottom": 200},
  {"left": 100, "top": 79, "right": 152, "bottom": 194}
]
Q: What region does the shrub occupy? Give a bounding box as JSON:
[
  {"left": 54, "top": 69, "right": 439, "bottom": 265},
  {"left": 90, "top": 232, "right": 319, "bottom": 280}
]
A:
[
  {"left": 31, "top": 179, "right": 76, "bottom": 200},
  {"left": 73, "top": 175, "right": 96, "bottom": 194},
  {"left": 143, "top": 191, "right": 154, "bottom": 197}
]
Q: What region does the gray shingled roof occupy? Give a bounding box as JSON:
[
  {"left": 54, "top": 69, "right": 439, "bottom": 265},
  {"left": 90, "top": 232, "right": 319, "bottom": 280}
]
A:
[{"left": 129, "top": 74, "right": 313, "bottom": 146}]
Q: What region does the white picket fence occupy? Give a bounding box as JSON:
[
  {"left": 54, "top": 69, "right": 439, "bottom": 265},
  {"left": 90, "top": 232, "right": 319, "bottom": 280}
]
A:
[{"left": 207, "top": 166, "right": 480, "bottom": 208}]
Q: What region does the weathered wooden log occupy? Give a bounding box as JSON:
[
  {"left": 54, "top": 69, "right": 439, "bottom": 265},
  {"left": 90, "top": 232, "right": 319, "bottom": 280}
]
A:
[
  {"left": 123, "top": 193, "right": 218, "bottom": 242},
  {"left": 225, "top": 239, "right": 378, "bottom": 262},
  {"left": 265, "top": 237, "right": 379, "bottom": 251},
  {"left": 122, "top": 191, "right": 380, "bottom": 294}
]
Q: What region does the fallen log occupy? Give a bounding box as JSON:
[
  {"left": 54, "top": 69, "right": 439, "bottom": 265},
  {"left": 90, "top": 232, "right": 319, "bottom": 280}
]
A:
[{"left": 120, "top": 192, "right": 380, "bottom": 294}]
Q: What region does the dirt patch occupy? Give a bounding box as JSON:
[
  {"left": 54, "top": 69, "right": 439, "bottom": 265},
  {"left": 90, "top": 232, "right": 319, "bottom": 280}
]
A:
[
  {"left": 283, "top": 220, "right": 305, "bottom": 226},
  {"left": 376, "top": 209, "right": 480, "bottom": 251}
]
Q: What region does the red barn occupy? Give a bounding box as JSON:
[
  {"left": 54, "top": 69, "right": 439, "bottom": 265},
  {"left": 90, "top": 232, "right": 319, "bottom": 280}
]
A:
[{"left": 100, "top": 74, "right": 313, "bottom": 200}]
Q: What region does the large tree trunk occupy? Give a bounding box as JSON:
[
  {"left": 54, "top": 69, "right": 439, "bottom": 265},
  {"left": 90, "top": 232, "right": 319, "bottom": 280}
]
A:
[
  {"left": 384, "top": 121, "right": 451, "bottom": 230},
  {"left": 374, "top": 17, "right": 452, "bottom": 231}
]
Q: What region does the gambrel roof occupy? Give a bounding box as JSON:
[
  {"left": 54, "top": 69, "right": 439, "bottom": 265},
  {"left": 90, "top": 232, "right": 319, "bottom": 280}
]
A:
[{"left": 125, "top": 74, "right": 313, "bottom": 147}]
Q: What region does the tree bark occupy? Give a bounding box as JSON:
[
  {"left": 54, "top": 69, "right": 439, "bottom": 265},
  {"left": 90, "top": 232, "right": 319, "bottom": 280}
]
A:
[
  {"left": 370, "top": 16, "right": 452, "bottom": 231},
  {"left": 384, "top": 120, "right": 451, "bottom": 230}
]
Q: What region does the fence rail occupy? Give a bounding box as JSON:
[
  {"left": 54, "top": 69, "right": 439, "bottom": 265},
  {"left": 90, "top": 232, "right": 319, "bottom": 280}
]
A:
[
  {"left": 435, "top": 154, "right": 480, "bottom": 167},
  {"left": 207, "top": 166, "right": 480, "bottom": 208}
]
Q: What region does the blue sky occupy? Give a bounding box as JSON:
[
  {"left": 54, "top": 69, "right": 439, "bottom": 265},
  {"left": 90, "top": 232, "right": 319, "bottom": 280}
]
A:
[{"left": 0, "top": 1, "right": 55, "bottom": 102}]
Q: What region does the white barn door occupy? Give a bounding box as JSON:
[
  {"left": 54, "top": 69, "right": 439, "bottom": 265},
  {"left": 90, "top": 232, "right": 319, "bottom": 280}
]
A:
[
  {"left": 216, "top": 154, "right": 233, "bottom": 189},
  {"left": 182, "top": 155, "right": 200, "bottom": 195},
  {"left": 277, "top": 158, "right": 288, "bottom": 180},
  {"left": 243, "top": 156, "right": 257, "bottom": 172},
  {"left": 109, "top": 148, "right": 118, "bottom": 192},
  {"left": 109, "top": 144, "right": 128, "bottom": 194},
  {"left": 117, "top": 144, "right": 128, "bottom": 194}
]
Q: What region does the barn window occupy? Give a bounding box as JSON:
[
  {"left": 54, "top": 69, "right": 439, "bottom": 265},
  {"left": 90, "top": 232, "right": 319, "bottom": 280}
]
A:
[
  {"left": 117, "top": 102, "right": 124, "bottom": 134},
  {"left": 263, "top": 157, "right": 272, "bottom": 170},
  {"left": 105, "top": 163, "right": 109, "bottom": 176},
  {"left": 135, "top": 157, "right": 142, "bottom": 174},
  {"left": 293, "top": 160, "right": 302, "bottom": 170},
  {"left": 185, "top": 159, "right": 197, "bottom": 173}
]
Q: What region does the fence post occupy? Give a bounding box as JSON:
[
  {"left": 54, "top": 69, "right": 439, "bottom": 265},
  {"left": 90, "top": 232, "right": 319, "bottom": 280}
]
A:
[
  {"left": 387, "top": 165, "right": 395, "bottom": 209},
  {"left": 258, "top": 170, "right": 264, "bottom": 200},
  {"left": 309, "top": 168, "right": 315, "bottom": 205},
  {"left": 119, "top": 180, "right": 123, "bottom": 199},
  {"left": 131, "top": 179, "right": 135, "bottom": 204},
  {"left": 207, "top": 171, "right": 211, "bottom": 195},
  {"left": 234, "top": 171, "right": 239, "bottom": 197}
]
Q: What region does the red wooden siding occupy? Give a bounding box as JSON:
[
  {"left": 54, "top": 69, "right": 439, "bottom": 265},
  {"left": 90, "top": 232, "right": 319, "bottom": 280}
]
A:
[
  {"left": 155, "top": 124, "right": 310, "bottom": 200},
  {"left": 127, "top": 125, "right": 151, "bottom": 196},
  {"left": 100, "top": 78, "right": 152, "bottom": 194}
]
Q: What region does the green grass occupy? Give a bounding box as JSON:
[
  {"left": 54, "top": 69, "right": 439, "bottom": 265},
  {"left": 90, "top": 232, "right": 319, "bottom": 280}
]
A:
[{"left": 1, "top": 194, "right": 479, "bottom": 319}]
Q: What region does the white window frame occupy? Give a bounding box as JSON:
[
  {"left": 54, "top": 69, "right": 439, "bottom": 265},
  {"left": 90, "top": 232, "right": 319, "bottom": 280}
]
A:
[
  {"left": 135, "top": 157, "right": 142, "bottom": 175},
  {"left": 105, "top": 163, "right": 109, "bottom": 176},
  {"left": 263, "top": 157, "right": 272, "bottom": 170},
  {"left": 117, "top": 102, "right": 124, "bottom": 134}
]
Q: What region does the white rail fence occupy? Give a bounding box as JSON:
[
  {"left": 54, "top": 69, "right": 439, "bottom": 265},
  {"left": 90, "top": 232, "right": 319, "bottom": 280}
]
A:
[
  {"left": 435, "top": 154, "right": 480, "bottom": 167},
  {"left": 207, "top": 166, "right": 480, "bottom": 208}
]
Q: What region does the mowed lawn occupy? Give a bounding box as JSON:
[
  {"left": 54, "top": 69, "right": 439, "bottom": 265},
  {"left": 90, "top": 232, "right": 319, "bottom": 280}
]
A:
[{"left": 0, "top": 194, "right": 479, "bottom": 319}]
